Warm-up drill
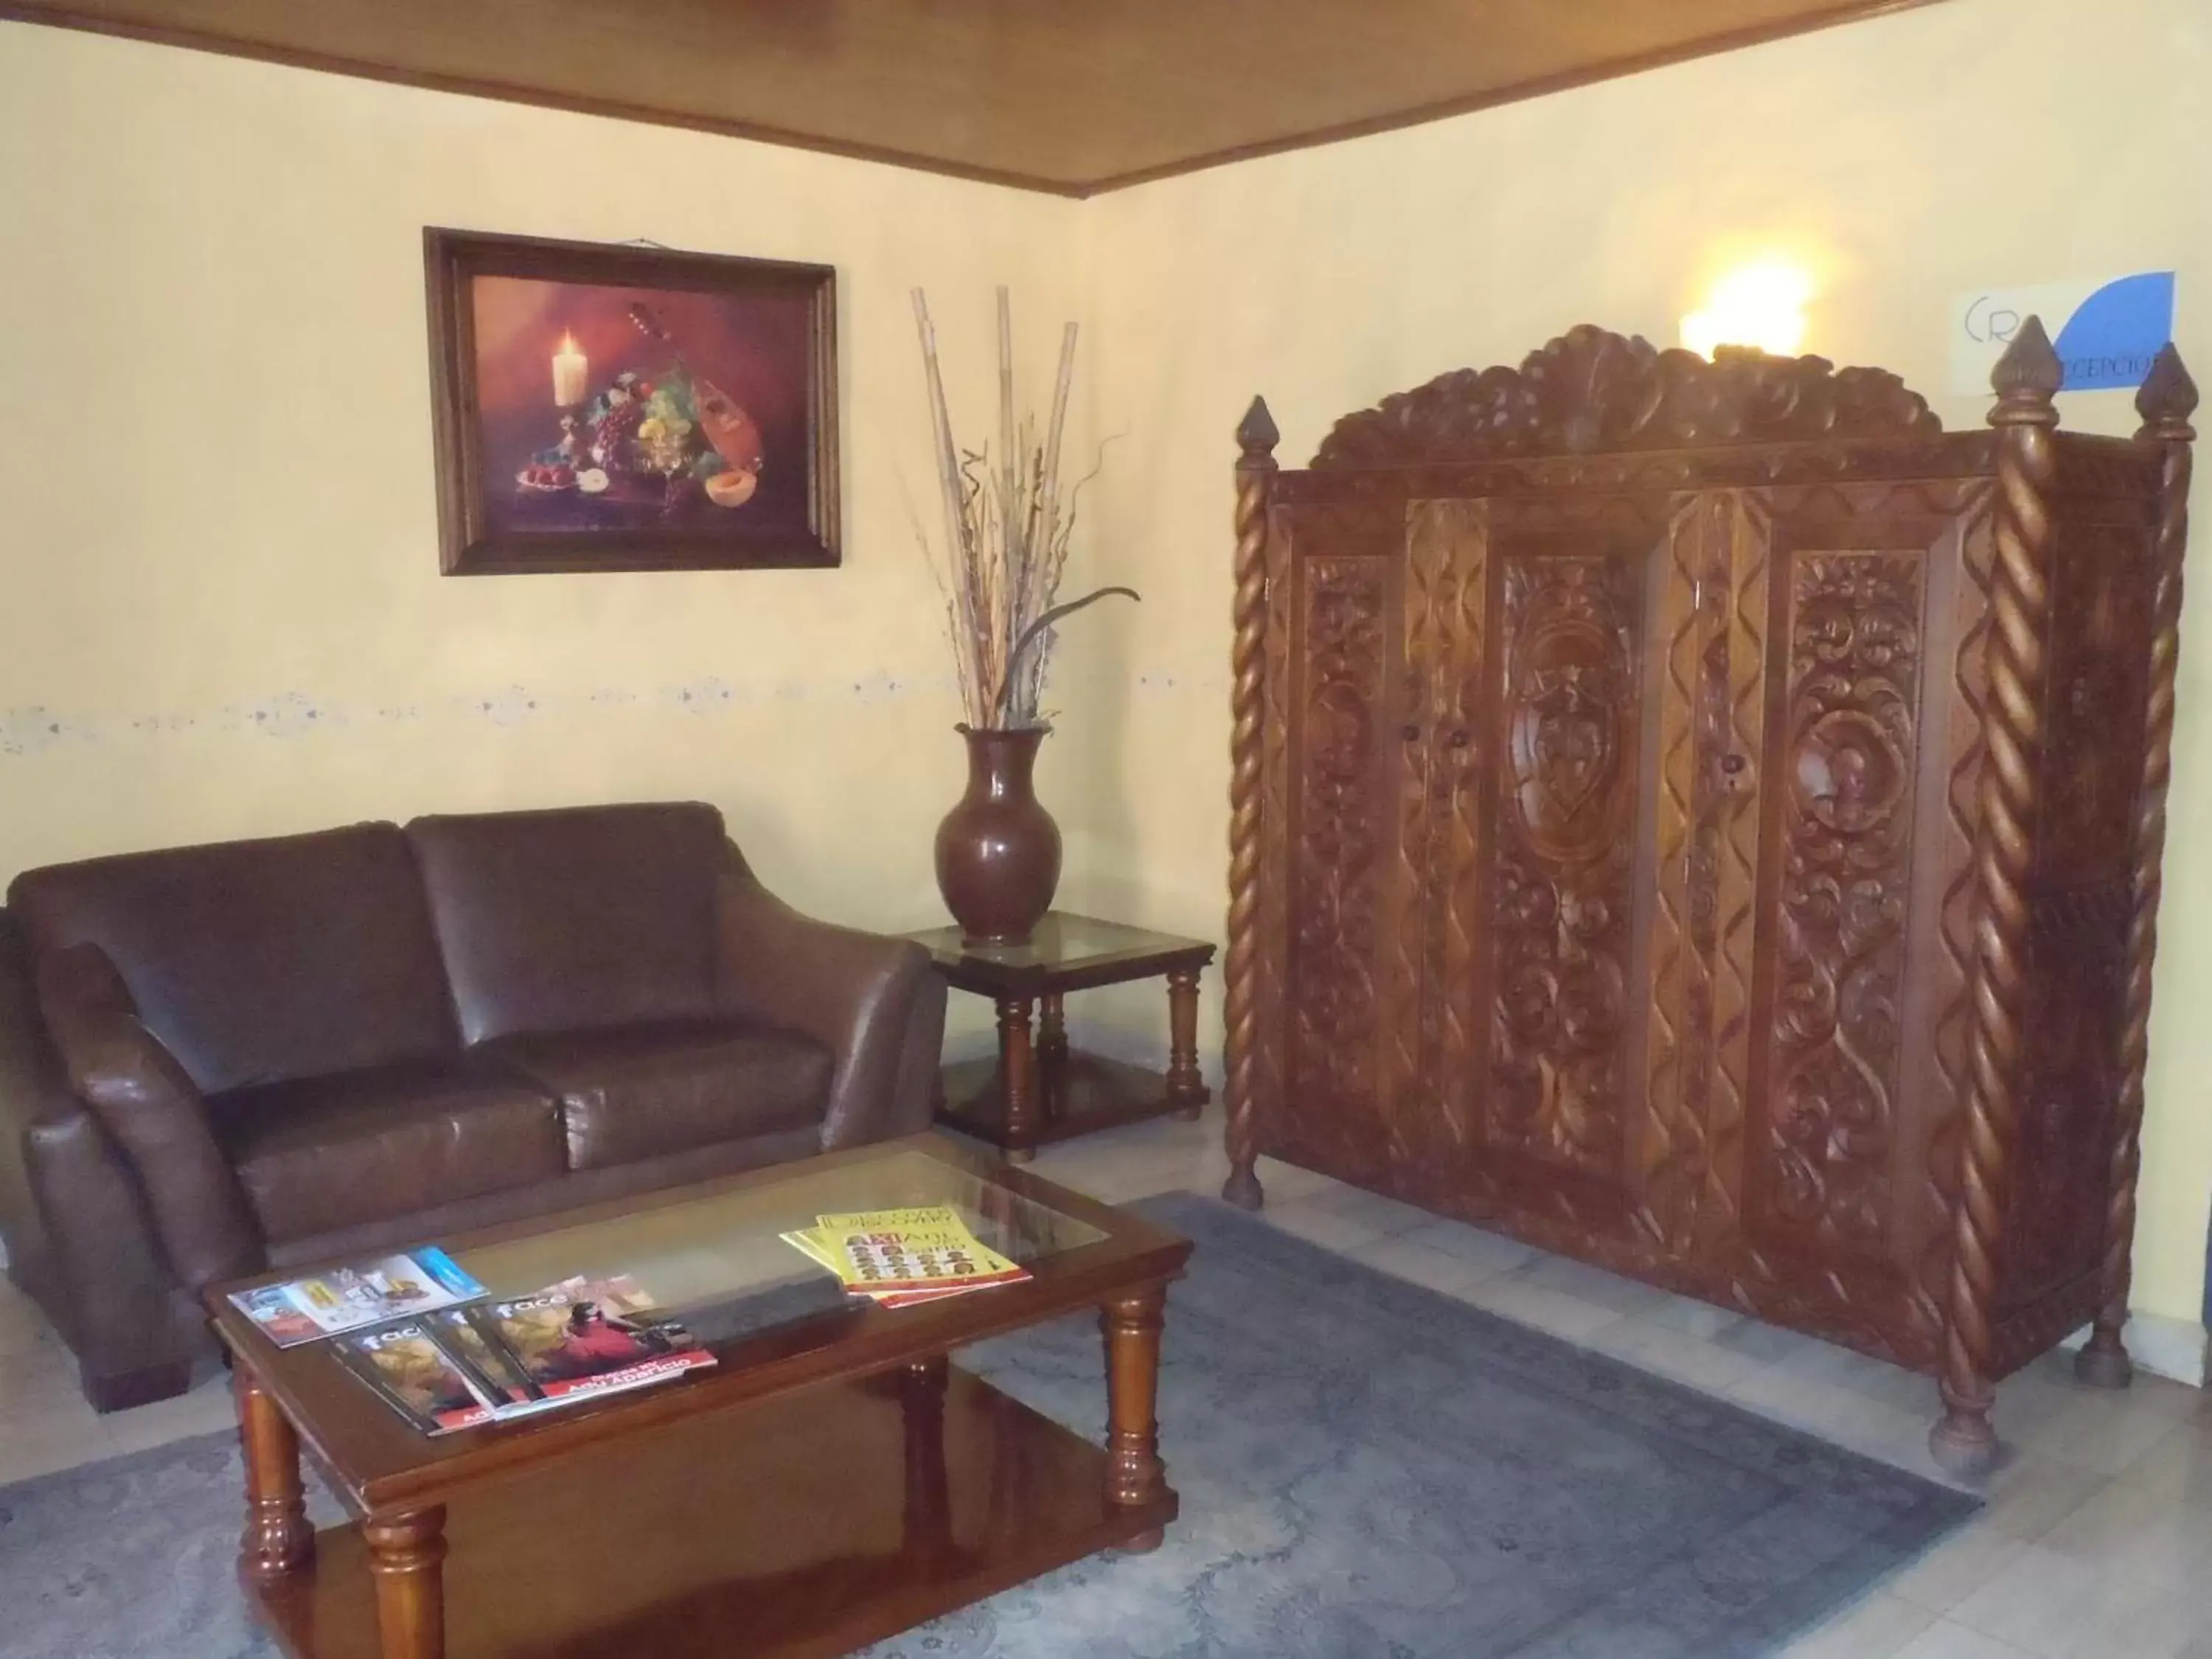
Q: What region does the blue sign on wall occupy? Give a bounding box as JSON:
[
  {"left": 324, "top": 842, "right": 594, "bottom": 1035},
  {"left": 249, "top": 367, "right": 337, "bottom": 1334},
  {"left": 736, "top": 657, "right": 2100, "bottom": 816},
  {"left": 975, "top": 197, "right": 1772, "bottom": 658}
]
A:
[
  {"left": 2053, "top": 272, "right": 2177, "bottom": 390},
  {"left": 1949, "top": 271, "right": 2177, "bottom": 394}
]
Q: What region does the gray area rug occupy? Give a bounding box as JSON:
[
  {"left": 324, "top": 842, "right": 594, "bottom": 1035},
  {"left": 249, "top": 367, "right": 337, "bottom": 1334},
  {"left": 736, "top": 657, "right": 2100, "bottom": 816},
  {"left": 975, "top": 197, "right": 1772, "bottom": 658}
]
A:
[{"left": 1, "top": 1194, "right": 1975, "bottom": 1659}]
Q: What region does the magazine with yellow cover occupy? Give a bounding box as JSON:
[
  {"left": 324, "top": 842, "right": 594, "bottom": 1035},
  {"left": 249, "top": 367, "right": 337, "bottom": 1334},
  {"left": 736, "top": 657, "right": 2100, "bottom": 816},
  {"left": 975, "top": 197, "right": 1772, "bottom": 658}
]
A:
[
  {"left": 815, "top": 1204, "right": 1028, "bottom": 1290},
  {"left": 776, "top": 1227, "right": 983, "bottom": 1309},
  {"left": 785, "top": 1204, "right": 1030, "bottom": 1298}
]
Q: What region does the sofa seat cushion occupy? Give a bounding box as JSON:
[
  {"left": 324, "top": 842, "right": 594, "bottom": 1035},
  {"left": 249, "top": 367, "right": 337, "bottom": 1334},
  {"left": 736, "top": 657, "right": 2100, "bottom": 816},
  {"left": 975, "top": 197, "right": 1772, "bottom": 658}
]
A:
[
  {"left": 481, "top": 1018, "right": 831, "bottom": 1172},
  {"left": 207, "top": 1062, "right": 565, "bottom": 1245}
]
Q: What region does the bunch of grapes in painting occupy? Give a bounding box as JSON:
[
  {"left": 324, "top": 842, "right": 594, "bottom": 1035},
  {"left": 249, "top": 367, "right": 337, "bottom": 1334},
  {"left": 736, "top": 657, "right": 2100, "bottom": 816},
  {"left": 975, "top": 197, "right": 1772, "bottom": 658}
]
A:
[
  {"left": 518, "top": 362, "right": 763, "bottom": 519},
  {"left": 587, "top": 372, "right": 658, "bottom": 484},
  {"left": 633, "top": 378, "right": 724, "bottom": 515}
]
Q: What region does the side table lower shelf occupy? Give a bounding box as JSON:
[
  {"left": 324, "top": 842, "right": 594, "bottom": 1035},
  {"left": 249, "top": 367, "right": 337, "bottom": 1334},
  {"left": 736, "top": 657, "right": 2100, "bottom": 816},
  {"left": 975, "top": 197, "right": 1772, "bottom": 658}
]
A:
[
  {"left": 938, "top": 1048, "right": 1206, "bottom": 1162},
  {"left": 246, "top": 1367, "right": 1175, "bottom": 1659}
]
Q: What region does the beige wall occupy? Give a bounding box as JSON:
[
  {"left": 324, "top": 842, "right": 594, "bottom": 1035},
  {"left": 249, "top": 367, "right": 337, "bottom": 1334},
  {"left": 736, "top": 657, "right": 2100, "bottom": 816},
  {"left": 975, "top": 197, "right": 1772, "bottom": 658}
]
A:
[
  {"left": 7, "top": 0, "right": 2211, "bottom": 1330},
  {"left": 1077, "top": 0, "right": 2212, "bottom": 1326},
  {"left": 0, "top": 22, "right": 1083, "bottom": 1074}
]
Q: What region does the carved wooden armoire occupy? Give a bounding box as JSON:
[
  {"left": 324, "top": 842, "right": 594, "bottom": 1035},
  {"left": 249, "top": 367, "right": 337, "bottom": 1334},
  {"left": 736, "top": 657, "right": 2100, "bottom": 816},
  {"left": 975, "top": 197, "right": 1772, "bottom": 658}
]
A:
[{"left": 1221, "top": 321, "right": 2197, "bottom": 1474}]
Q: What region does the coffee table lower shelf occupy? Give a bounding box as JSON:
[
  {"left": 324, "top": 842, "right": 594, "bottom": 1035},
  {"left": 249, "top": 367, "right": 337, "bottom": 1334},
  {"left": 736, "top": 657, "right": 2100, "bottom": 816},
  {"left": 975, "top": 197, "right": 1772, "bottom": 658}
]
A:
[{"left": 248, "top": 1366, "right": 1175, "bottom": 1659}]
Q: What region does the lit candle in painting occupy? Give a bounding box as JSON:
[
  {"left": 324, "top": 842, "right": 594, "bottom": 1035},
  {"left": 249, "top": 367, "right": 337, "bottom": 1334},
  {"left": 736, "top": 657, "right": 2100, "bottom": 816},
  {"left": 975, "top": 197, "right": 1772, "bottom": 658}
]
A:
[{"left": 552, "top": 332, "right": 588, "bottom": 407}]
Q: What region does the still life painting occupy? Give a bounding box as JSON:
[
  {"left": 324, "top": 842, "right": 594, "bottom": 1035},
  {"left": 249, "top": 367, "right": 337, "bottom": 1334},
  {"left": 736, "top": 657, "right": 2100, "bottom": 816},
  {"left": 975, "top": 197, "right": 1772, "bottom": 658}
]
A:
[{"left": 425, "top": 229, "right": 839, "bottom": 573}]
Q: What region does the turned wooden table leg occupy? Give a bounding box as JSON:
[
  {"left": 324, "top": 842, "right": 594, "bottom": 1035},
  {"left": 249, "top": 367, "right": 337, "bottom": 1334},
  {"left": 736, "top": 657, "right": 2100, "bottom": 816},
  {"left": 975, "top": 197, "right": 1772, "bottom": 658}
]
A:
[
  {"left": 235, "top": 1363, "right": 314, "bottom": 1582},
  {"left": 901, "top": 1356, "right": 951, "bottom": 1564},
  {"left": 1038, "top": 992, "right": 1069, "bottom": 1122},
  {"left": 998, "top": 994, "right": 1039, "bottom": 1163},
  {"left": 1165, "top": 967, "right": 1206, "bottom": 1120},
  {"left": 1101, "top": 1283, "right": 1170, "bottom": 1552},
  {"left": 366, "top": 1506, "right": 448, "bottom": 1659}
]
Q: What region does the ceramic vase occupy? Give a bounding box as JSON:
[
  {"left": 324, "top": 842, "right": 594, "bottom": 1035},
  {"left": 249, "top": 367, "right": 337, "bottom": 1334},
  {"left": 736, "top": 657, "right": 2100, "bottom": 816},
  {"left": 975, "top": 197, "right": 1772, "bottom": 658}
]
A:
[{"left": 935, "top": 724, "right": 1061, "bottom": 945}]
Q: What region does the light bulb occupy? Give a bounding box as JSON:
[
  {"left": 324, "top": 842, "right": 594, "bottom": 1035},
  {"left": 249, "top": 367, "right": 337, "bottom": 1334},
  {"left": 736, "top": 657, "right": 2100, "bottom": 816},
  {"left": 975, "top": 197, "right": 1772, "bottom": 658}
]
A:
[{"left": 1681, "top": 261, "right": 1813, "bottom": 358}]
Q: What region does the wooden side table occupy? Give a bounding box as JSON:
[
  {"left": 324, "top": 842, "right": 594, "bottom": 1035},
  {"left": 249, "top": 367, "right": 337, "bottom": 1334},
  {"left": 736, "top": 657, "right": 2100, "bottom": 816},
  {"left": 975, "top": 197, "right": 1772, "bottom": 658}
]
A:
[{"left": 903, "top": 913, "right": 1217, "bottom": 1163}]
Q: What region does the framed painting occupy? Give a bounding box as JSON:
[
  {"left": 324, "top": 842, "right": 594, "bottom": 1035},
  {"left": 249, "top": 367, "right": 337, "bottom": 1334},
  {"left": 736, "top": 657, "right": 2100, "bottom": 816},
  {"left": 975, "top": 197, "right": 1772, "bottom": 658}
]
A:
[{"left": 424, "top": 229, "right": 839, "bottom": 574}]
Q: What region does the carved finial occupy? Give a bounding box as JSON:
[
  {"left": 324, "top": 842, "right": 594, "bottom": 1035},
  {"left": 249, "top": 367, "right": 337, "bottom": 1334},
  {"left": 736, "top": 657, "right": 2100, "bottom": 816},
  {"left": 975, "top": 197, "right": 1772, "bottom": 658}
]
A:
[
  {"left": 2135, "top": 343, "right": 2198, "bottom": 441},
  {"left": 1237, "top": 395, "right": 1280, "bottom": 462},
  {"left": 1989, "top": 316, "right": 2063, "bottom": 427}
]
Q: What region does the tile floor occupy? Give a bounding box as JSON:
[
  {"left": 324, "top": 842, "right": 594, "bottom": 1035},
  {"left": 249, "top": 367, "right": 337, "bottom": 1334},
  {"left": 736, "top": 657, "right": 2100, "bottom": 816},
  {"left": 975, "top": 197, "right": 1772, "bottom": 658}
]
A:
[{"left": 2, "top": 1107, "right": 2208, "bottom": 1658}]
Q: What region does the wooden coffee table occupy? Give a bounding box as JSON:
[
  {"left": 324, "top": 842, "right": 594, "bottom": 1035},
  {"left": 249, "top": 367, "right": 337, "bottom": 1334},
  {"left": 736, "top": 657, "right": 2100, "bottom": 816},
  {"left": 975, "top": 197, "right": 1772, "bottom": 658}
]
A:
[
  {"left": 205, "top": 1134, "right": 1192, "bottom": 1659},
  {"left": 905, "top": 913, "right": 1217, "bottom": 1162}
]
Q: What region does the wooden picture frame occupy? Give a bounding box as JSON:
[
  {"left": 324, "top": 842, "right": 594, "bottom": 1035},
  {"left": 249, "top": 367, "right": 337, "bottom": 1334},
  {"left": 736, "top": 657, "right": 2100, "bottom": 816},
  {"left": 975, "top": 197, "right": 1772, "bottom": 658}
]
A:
[{"left": 424, "top": 229, "right": 839, "bottom": 574}]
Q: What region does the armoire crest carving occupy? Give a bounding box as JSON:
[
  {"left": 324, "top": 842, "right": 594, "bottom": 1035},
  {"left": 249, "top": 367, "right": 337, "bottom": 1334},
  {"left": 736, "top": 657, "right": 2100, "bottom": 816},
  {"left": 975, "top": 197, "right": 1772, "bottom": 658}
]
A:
[{"left": 1222, "top": 321, "right": 2197, "bottom": 1475}]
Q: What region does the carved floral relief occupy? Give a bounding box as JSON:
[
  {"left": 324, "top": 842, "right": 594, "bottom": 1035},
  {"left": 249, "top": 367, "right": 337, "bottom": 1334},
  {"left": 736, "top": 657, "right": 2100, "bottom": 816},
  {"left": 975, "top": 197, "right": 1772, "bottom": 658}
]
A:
[
  {"left": 1490, "top": 555, "right": 1639, "bottom": 1175},
  {"left": 1315, "top": 325, "right": 1938, "bottom": 469},
  {"left": 1760, "top": 551, "right": 1924, "bottom": 1258},
  {"left": 1287, "top": 560, "right": 1390, "bottom": 1157}
]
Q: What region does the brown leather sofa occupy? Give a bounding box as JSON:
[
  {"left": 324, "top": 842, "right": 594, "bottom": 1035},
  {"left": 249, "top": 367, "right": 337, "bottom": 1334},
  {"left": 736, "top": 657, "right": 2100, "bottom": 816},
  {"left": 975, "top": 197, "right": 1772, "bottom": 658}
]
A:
[{"left": 0, "top": 801, "right": 945, "bottom": 1410}]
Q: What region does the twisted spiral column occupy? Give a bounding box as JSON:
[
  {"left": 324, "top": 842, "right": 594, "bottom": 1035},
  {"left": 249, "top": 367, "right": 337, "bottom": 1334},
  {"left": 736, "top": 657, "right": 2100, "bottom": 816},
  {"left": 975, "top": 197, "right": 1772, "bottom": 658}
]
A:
[
  {"left": 2078, "top": 344, "right": 2198, "bottom": 1389},
  {"left": 1222, "top": 396, "right": 1279, "bottom": 1210},
  {"left": 1931, "top": 318, "right": 2062, "bottom": 1478}
]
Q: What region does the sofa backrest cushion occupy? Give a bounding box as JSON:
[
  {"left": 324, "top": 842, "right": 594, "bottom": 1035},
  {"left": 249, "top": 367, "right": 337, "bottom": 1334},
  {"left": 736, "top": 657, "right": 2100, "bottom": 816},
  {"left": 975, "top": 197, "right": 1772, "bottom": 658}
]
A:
[
  {"left": 406, "top": 803, "right": 725, "bottom": 1047},
  {"left": 9, "top": 824, "right": 459, "bottom": 1094}
]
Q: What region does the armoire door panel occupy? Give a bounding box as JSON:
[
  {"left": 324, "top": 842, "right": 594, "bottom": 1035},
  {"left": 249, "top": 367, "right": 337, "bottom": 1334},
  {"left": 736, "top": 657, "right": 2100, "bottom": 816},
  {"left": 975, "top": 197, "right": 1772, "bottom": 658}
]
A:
[
  {"left": 1262, "top": 499, "right": 1421, "bottom": 1188},
  {"left": 1401, "top": 498, "right": 1489, "bottom": 1201},
  {"left": 1739, "top": 488, "right": 1969, "bottom": 1303},
  {"left": 1648, "top": 490, "right": 1773, "bottom": 1262},
  {"left": 1473, "top": 496, "right": 1672, "bottom": 1239}
]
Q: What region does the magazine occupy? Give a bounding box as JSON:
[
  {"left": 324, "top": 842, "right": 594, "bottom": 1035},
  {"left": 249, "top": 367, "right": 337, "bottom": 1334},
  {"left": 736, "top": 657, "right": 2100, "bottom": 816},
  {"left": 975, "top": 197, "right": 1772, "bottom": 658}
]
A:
[
  {"left": 334, "top": 1321, "right": 498, "bottom": 1435},
  {"left": 815, "top": 1204, "right": 1030, "bottom": 1294},
  {"left": 325, "top": 1270, "right": 718, "bottom": 1433},
  {"left": 533, "top": 1272, "right": 659, "bottom": 1318},
  {"left": 470, "top": 1291, "right": 716, "bottom": 1406},
  {"left": 428, "top": 1304, "right": 533, "bottom": 1406},
  {"left": 782, "top": 1204, "right": 1032, "bottom": 1304},
  {"left": 229, "top": 1248, "right": 487, "bottom": 1347},
  {"left": 779, "top": 1227, "right": 985, "bottom": 1309}
]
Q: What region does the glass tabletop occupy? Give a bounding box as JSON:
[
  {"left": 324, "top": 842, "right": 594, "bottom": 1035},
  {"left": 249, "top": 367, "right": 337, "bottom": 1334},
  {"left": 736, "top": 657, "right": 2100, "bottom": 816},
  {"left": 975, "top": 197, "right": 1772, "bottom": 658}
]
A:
[
  {"left": 445, "top": 1144, "right": 1108, "bottom": 1348},
  {"left": 209, "top": 1135, "right": 1187, "bottom": 1503},
  {"left": 903, "top": 911, "right": 1214, "bottom": 978}
]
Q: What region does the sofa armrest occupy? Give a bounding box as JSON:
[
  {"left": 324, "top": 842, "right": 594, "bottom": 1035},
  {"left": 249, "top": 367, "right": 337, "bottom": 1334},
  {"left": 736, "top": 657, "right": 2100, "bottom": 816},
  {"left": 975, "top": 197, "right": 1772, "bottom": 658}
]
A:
[
  {"left": 0, "top": 911, "right": 203, "bottom": 1401},
  {"left": 714, "top": 851, "right": 943, "bottom": 1150},
  {"left": 34, "top": 941, "right": 262, "bottom": 1288}
]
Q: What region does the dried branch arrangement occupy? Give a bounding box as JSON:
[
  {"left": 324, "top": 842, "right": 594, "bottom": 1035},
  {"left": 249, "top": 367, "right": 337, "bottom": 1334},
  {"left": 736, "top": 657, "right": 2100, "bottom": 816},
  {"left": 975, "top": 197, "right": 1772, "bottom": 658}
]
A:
[{"left": 912, "top": 287, "right": 1137, "bottom": 731}]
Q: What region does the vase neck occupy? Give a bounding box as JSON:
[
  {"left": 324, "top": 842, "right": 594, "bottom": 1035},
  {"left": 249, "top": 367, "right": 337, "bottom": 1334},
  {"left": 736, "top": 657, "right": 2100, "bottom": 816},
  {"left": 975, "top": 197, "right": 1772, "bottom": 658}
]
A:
[{"left": 961, "top": 726, "right": 1045, "bottom": 801}]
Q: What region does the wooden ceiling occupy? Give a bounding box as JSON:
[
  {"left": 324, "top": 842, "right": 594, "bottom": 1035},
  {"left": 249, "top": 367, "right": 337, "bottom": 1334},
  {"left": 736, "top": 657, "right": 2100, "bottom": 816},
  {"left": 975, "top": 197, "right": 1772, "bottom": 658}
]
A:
[{"left": 2, "top": 0, "right": 1938, "bottom": 196}]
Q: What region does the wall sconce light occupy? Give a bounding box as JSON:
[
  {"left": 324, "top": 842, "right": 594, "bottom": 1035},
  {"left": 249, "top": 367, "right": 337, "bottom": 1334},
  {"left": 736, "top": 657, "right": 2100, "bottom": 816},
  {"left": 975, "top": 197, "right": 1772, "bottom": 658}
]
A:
[{"left": 1681, "top": 260, "right": 1814, "bottom": 358}]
